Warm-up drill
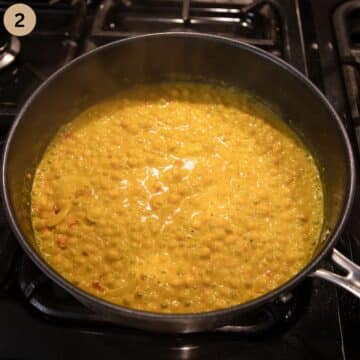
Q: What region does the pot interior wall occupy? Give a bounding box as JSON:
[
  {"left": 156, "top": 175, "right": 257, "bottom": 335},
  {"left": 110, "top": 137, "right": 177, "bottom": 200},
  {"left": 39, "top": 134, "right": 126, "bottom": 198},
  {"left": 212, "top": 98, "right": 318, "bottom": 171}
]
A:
[{"left": 4, "top": 35, "right": 350, "bottom": 258}]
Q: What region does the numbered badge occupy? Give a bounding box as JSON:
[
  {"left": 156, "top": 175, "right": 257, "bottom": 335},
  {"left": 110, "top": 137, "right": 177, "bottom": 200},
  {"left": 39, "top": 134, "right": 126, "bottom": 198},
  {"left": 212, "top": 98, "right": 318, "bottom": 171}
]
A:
[{"left": 3, "top": 3, "right": 36, "bottom": 37}]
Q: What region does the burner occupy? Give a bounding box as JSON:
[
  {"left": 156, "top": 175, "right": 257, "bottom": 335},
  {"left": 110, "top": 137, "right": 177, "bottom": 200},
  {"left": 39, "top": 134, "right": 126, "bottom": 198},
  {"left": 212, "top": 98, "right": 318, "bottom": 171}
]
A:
[
  {"left": 86, "top": 0, "right": 307, "bottom": 71},
  {"left": 0, "top": 30, "right": 20, "bottom": 70},
  {"left": 0, "top": 1, "right": 88, "bottom": 116}
]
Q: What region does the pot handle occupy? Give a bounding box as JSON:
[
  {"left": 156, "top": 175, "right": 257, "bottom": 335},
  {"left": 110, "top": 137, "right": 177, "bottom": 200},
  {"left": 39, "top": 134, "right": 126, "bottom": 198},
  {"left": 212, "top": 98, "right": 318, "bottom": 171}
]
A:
[{"left": 311, "top": 249, "right": 360, "bottom": 298}]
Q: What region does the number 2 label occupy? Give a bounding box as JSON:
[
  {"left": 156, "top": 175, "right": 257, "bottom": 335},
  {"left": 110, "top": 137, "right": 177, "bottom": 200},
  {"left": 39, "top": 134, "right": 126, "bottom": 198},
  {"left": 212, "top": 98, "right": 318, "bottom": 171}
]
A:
[
  {"left": 3, "top": 4, "right": 36, "bottom": 37},
  {"left": 15, "top": 13, "right": 25, "bottom": 28}
]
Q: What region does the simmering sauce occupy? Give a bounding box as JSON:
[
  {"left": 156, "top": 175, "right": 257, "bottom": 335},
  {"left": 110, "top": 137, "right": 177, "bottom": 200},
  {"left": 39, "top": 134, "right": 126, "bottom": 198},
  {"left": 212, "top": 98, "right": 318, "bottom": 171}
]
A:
[{"left": 31, "top": 83, "right": 323, "bottom": 313}]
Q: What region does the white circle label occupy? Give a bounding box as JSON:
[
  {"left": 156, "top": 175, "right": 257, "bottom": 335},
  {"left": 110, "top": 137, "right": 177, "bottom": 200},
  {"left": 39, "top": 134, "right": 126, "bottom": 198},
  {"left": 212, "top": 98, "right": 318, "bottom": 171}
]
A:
[{"left": 3, "top": 3, "right": 36, "bottom": 37}]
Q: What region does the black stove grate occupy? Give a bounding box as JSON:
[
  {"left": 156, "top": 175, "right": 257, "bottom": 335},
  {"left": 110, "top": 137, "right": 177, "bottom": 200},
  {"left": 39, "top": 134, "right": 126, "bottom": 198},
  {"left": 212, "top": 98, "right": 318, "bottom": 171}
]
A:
[
  {"left": 334, "top": 0, "right": 360, "bottom": 152},
  {"left": 85, "top": 0, "right": 307, "bottom": 72},
  {"left": 98, "top": 0, "right": 279, "bottom": 42},
  {"left": 0, "top": 0, "right": 359, "bottom": 358}
]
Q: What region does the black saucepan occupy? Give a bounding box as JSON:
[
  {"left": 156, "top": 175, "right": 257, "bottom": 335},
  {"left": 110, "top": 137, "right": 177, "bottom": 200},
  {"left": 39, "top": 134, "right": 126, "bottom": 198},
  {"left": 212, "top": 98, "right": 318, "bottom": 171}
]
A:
[{"left": 2, "top": 33, "right": 360, "bottom": 333}]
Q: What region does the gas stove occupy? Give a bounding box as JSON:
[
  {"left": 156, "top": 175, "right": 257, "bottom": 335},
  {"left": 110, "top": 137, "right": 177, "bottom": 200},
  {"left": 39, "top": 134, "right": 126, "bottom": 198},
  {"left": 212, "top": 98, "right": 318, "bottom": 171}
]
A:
[{"left": 0, "top": 1, "right": 359, "bottom": 359}]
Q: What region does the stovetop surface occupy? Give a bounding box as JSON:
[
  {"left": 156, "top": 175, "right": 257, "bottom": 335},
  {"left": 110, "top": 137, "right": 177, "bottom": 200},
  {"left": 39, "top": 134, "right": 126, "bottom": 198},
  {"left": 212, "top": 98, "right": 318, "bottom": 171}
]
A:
[{"left": 0, "top": 0, "right": 359, "bottom": 359}]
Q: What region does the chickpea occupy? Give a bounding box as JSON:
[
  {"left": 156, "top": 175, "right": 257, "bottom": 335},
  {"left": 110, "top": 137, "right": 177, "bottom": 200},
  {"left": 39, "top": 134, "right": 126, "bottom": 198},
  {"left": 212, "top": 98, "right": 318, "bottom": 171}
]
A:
[
  {"left": 104, "top": 248, "right": 119, "bottom": 262},
  {"left": 198, "top": 246, "right": 211, "bottom": 259}
]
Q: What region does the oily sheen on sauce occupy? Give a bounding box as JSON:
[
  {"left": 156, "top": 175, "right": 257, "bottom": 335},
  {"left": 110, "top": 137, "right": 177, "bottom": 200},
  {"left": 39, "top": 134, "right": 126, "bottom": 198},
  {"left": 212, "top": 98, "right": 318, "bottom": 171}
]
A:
[{"left": 31, "top": 83, "right": 323, "bottom": 314}]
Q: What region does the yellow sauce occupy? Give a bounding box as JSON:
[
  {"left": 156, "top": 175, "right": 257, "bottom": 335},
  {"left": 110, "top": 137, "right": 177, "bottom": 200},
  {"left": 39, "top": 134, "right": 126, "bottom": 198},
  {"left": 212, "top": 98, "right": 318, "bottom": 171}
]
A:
[{"left": 31, "top": 82, "right": 323, "bottom": 313}]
